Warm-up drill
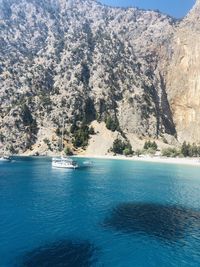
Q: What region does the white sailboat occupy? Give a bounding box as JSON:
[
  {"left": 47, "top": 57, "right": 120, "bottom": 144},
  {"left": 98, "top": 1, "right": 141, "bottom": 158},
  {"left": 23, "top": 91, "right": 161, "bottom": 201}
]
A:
[
  {"left": 52, "top": 117, "right": 78, "bottom": 169},
  {"left": 52, "top": 156, "right": 78, "bottom": 169},
  {"left": 0, "top": 155, "right": 12, "bottom": 162},
  {"left": 0, "top": 140, "right": 12, "bottom": 162}
]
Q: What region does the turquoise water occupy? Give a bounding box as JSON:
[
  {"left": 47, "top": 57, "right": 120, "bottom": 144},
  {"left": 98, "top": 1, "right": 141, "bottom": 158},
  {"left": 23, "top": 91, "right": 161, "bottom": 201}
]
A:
[{"left": 0, "top": 157, "right": 200, "bottom": 267}]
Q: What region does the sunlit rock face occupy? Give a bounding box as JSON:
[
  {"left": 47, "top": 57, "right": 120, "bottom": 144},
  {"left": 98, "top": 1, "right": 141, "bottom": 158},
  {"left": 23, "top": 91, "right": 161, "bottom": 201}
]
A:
[
  {"left": 0, "top": 0, "right": 200, "bottom": 153},
  {"left": 166, "top": 0, "right": 200, "bottom": 143},
  {"left": 0, "top": 0, "right": 177, "bottom": 154}
]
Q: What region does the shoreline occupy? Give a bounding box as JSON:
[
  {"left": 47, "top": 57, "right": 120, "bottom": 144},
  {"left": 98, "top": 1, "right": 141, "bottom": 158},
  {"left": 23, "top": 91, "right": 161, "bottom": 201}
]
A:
[
  {"left": 74, "top": 154, "right": 200, "bottom": 166},
  {"left": 12, "top": 154, "right": 200, "bottom": 167}
]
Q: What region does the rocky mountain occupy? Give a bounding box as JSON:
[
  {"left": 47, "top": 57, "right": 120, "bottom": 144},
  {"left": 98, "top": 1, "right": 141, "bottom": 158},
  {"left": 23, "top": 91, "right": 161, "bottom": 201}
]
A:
[{"left": 0, "top": 0, "right": 198, "bottom": 155}]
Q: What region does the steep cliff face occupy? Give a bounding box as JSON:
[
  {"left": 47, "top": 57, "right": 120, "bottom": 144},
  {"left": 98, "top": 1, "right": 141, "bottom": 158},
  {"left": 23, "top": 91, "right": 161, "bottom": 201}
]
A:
[
  {"left": 166, "top": 0, "right": 200, "bottom": 143},
  {"left": 1, "top": 0, "right": 199, "bottom": 154},
  {"left": 0, "top": 0, "right": 178, "bottom": 154}
]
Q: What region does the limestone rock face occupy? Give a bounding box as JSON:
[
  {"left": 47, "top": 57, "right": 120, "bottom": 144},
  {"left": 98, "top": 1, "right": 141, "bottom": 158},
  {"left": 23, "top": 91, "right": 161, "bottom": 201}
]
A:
[
  {"left": 166, "top": 0, "right": 200, "bottom": 143},
  {"left": 0, "top": 0, "right": 199, "bottom": 154}
]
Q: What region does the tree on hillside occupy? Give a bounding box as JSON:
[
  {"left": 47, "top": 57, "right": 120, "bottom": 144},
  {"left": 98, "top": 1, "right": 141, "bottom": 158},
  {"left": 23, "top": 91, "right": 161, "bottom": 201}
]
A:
[
  {"left": 111, "top": 139, "right": 133, "bottom": 155},
  {"left": 105, "top": 115, "right": 119, "bottom": 132},
  {"left": 143, "top": 140, "right": 158, "bottom": 150},
  {"left": 181, "top": 141, "right": 189, "bottom": 157}
]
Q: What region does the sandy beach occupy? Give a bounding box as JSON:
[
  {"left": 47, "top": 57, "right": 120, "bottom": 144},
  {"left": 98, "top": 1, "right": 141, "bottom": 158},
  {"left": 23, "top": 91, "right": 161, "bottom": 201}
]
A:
[{"left": 75, "top": 154, "right": 200, "bottom": 166}]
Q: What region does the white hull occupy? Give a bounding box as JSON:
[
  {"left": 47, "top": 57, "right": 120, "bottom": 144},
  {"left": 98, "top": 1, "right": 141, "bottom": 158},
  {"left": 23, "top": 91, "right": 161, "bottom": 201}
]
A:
[
  {"left": 0, "top": 156, "right": 11, "bottom": 162},
  {"left": 52, "top": 163, "right": 78, "bottom": 169},
  {"left": 52, "top": 157, "right": 78, "bottom": 169}
]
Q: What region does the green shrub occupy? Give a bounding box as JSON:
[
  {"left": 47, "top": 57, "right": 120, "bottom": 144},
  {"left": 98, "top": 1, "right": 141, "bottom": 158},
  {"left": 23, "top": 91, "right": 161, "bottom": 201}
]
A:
[
  {"left": 20, "top": 104, "right": 38, "bottom": 135},
  {"left": 111, "top": 139, "right": 133, "bottom": 155},
  {"left": 21, "top": 104, "right": 33, "bottom": 126},
  {"left": 144, "top": 140, "right": 158, "bottom": 150},
  {"left": 0, "top": 133, "right": 4, "bottom": 142},
  {"left": 56, "top": 128, "right": 61, "bottom": 136},
  {"left": 123, "top": 142, "right": 133, "bottom": 156},
  {"left": 9, "top": 145, "right": 16, "bottom": 154},
  {"left": 136, "top": 149, "right": 142, "bottom": 157},
  {"left": 89, "top": 126, "right": 95, "bottom": 135},
  {"left": 145, "top": 147, "right": 157, "bottom": 155},
  {"left": 162, "top": 143, "right": 200, "bottom": 158},
  {"left": 43, "top": 138, "right": 52, "bottom": 150},
  {"left": 162, "top": 147, "right": 180, "bottom": 157},
  {"left": 64, "top": 147, "right": 73, "bottom": 156},
  {"left": 111, "top": 139, "right": 123, "bottom": 154},
  {"left": 162, "top": 137, "right": 168, "bottom": 144},
  {"left": 105, "top": 116, "right": 119, "bottom": 132},
  {"left": 123, "top": 147, "right": 132, "bottom": 156},
  {"left": 181, "top": 142, "right": 200, "bottom": 157},
  {"left": 181, "top": 141, "right": 189, "bottom": 157},
  {"left": 71, "top": 120, "right": 96, "bottom": 148},
  {"left": 70, "top": 122, "right": 79, "bottom": 134},
  {"left": 72, "top": 123, "right": 90, "bottom": 148},
  {"left": 43, "top": 138, "right": 50, "bottom": 144}
]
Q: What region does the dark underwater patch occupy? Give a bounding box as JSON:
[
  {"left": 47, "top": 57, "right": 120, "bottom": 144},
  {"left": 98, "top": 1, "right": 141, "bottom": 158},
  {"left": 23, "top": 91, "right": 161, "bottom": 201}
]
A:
[
  {"left": 104, "top": 202, "right": 200, "bottom": 242},
  {"left": 18, "top": 239, "right": 97, "bottom": 267}
]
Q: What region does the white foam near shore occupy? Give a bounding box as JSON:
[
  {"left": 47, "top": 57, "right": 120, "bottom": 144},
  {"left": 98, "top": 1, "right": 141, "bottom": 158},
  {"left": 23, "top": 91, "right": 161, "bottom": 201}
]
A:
[{"left": 74, "top": 154, "right": 200, "bottom": 166}]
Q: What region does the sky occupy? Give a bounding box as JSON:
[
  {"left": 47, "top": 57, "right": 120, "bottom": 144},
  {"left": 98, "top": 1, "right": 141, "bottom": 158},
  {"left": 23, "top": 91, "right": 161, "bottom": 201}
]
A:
[{"left": 99, "top": 0, "right": 196, "bottom": 18}]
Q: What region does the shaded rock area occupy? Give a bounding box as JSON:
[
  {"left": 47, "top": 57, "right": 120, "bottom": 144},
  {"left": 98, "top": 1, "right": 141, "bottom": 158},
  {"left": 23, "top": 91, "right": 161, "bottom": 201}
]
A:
[
  {"left": 16, "top": 239, "right": 98, "bottom": 267},
  {"left": 104, "top": 202, "right": 200, "bottom": 242}
]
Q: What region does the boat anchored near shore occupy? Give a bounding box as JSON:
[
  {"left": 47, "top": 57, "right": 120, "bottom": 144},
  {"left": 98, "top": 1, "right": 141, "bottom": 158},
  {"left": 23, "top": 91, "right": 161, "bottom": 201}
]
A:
[
  {"left": 51, "top": 116, "right": 79, "bottom": 169},
  {"left": 0, "top": 155, "right": 12, "bottom": 162},
  {"left": 52, "top": 156, "right": 78, "bottom": 169}
]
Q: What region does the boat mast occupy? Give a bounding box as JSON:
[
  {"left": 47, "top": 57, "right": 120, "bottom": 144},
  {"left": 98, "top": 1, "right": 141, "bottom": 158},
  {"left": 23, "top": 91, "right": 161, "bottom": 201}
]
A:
[
  {"left": 61, "top": 116, "right": 64, "bottom": 152},
  {"left": 3, "top": 138, "right": 5, "bottom": 156}
]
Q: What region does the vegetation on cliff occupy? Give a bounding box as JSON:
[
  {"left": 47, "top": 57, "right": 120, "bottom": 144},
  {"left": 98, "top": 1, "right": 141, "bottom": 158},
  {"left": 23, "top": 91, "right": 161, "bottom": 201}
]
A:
[
  {"left": 111, "top": 139, "right": 133, "bottom": 156},
  {"left": 0, "top": 0, "right": 199, "bottom": 154}
]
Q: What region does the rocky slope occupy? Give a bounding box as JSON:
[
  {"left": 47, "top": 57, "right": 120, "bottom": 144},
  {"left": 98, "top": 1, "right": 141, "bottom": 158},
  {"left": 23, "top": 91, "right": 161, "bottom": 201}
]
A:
[{"left": 0, "top": 0, "right": 198, "bottom": 154}]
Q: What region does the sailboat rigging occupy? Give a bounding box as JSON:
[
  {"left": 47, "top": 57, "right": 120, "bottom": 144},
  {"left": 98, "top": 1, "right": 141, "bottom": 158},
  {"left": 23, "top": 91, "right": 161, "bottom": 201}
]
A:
[{"left": 52, "top": 117, "right": 78, "bottom": 169}]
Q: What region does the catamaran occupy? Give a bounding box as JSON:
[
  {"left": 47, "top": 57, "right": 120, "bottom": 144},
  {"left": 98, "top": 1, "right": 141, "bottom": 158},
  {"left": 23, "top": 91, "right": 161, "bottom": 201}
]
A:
[{"left": 52, "top": 117, "right": 78, "bottom": 169}]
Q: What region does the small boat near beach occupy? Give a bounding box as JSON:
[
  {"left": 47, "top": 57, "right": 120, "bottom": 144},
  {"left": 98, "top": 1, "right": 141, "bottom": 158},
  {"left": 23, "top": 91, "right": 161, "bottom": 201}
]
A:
[
  {"left": 82, "top": 160, "right": 93, "bottom": 167},
  {"left": 0, "top": 155, "right": 12, "bottom": 162}
]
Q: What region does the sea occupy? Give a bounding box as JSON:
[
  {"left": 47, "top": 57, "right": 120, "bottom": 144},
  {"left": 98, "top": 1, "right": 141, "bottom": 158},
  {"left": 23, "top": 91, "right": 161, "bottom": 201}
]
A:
[{"left": 0, "top": 157, "right": 200, "bottom": 267}]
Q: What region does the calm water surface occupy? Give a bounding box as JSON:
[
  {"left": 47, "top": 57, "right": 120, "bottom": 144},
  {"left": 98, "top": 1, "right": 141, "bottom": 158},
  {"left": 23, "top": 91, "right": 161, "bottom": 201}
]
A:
[{"left": 0, "top": 157, "right": 200, "bottom": 266}]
